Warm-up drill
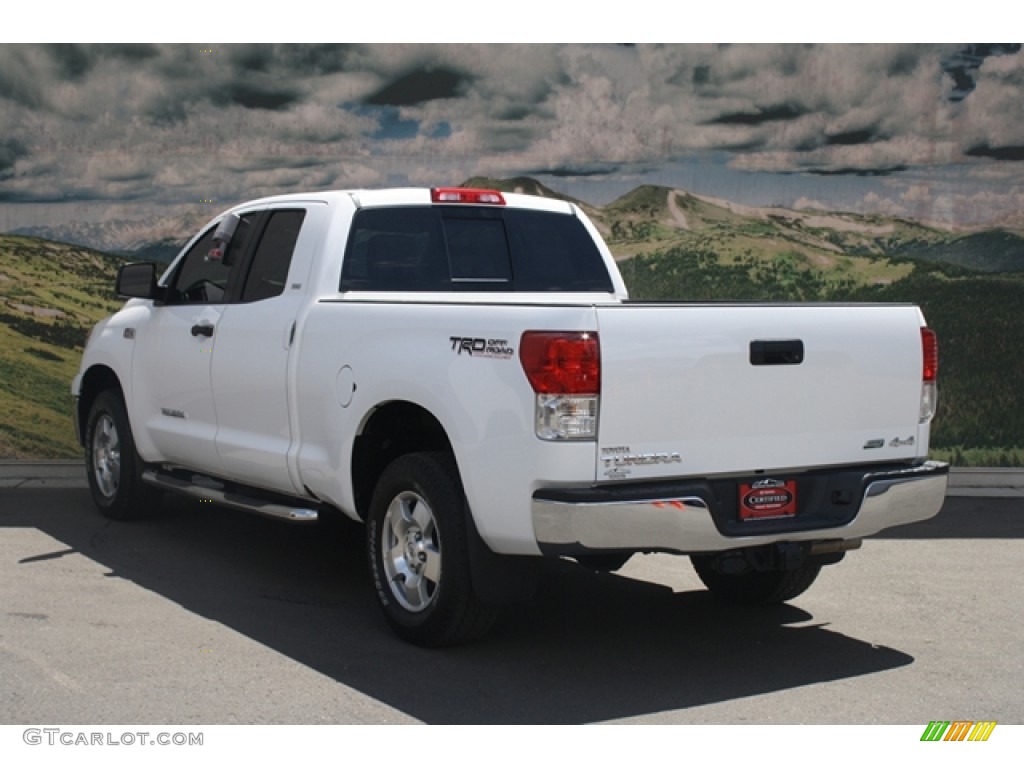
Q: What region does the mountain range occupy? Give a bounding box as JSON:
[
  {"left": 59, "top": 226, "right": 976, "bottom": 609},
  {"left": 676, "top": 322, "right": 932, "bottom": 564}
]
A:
[{"left": 11, "top": 211, "right": 212, "bottom": 263}]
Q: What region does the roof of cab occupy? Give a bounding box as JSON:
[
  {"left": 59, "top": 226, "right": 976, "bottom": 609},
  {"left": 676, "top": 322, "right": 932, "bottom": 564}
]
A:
[{"left": 226, "top": 187, "right": 575, "bottom": 215}]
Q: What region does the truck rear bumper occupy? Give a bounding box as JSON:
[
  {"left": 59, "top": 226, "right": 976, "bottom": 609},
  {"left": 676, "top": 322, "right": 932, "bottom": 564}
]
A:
[{"left": 531, "top": 461, "right": 949, "bottom": 556}]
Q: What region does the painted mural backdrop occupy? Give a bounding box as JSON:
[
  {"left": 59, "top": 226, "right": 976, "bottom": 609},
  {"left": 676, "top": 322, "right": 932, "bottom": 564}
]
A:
[{"left": 0, "top": 44, "right": 1021, "bottom": 462}]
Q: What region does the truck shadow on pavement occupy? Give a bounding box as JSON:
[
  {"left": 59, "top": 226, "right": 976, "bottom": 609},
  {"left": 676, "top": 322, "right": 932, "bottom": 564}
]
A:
[{"left": 5, "top": 488, "right": 966, "bottom": 724}]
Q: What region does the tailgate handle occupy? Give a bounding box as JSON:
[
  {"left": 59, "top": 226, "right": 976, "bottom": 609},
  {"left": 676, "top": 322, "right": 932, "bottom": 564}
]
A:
[{"left": 750, "top": 340, "right": 804, "bottom": 366}]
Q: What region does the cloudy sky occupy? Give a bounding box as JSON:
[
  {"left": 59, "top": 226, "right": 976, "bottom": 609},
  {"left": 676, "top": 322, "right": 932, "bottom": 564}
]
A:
[{"left": 1, "top": 43, "right": 1022, "bottom": 232}]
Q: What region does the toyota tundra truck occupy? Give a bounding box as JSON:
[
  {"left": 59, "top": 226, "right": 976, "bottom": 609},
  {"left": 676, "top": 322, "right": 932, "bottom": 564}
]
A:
[{"left": 72, "top": 186, "right": 949, "bottom": 646}]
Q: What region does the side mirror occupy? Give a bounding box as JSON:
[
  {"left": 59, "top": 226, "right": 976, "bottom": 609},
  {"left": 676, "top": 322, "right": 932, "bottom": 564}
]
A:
[{"left": 116, "top": 262, "right": 159, "bottom": 299}]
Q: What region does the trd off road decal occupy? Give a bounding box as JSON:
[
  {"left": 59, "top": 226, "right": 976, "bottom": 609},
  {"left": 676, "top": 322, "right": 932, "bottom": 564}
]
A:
[{"left": 449, "top": 336, "right": 515, "bottom": 360}]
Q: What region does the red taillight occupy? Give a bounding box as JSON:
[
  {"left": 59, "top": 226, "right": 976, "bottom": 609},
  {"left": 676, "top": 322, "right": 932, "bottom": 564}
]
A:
[
  {"left": 431, "top": 187, "right": 506, "bottom": 205},
  {"left": 519, "top": 332, "right": 600, "bottom": 395},
  {"left": 921, "top": 328, "right": 938, "bottom": 382}
]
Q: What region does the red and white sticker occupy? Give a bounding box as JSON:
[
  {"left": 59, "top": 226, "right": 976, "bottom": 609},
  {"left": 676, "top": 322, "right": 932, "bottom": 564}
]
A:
[{"left": 739, "top": 480, "right": 797, "bottom": 520}]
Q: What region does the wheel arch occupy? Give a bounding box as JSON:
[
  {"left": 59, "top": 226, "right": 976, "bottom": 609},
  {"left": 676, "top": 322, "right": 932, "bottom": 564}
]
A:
[
  {"left": 351, "top": 400, "right": 455, "bottom": 521},
  {"left": 76, "top": 365, "right": 124, "bottom": 447},
  {"left": 352, "top": 399, "right": 541, "bottom": 606}
]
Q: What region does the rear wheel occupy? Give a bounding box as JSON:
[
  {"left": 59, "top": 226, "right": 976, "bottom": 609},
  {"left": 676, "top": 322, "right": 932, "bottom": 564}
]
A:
[
  {"left": 367, "top": 452, "right": 498, "bottom": 647},
  {"left": 84, "top": 390, "right": 161, "bottom": 519},
  {"left": 691, "top": 555, "right": 821, "bottom": 605}
]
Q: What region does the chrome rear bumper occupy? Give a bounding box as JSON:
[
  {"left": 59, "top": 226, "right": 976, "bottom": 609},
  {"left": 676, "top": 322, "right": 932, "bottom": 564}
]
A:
[{"left": 532, "top": 461, "right": 949, "bottom": 555}]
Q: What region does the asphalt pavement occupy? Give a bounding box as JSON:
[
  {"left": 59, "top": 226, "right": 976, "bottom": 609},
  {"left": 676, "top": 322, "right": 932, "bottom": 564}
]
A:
[{"left": 1, "top": 465, "right": 1021, "bottom": 724}]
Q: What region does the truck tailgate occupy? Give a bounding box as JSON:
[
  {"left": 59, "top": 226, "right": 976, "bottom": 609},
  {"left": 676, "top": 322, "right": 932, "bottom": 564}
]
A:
[{"left": 595, "top": 303, "right": 928, "bottom": 482}]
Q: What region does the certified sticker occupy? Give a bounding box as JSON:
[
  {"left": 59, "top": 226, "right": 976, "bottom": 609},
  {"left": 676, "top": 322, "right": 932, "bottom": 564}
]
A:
[{"left": 739, "top": 479, "right": 797, "bottom": 520}]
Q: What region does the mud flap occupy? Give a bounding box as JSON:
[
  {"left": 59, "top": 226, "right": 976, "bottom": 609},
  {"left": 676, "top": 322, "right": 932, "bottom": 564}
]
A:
[{"left": 464, "top": 507, "right": 542, "bottom": 603}]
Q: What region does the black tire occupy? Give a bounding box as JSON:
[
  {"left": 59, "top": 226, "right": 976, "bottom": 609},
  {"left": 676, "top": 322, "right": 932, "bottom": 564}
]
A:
[
  {"left": 84, "top": 390, "right": 161, "bottom": 520},
  {"left": 367, "top": 452, "right": 498, "bottom": 647},
  {"left": 691, "top": 555, "right": 821, "bottom": 605},
  {"left": 575, "top": 553, "right": 632, "bottom": 573}
]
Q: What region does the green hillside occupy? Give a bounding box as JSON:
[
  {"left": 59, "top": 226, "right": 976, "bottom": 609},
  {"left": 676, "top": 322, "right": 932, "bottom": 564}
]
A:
[
  {"left": 896, "top": 230, "right": 1024, "bottom": 273},
  {"left": 611, "top": 205, "right": 916, "bottom": 294},
  {"left": 0, "top": 236, "right": 124, "bottom": 458}
]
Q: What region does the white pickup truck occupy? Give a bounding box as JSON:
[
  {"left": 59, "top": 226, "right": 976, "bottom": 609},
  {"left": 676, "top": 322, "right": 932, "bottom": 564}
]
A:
[{"left": 72, "top": 186, "right": 948, "bottom": 646}]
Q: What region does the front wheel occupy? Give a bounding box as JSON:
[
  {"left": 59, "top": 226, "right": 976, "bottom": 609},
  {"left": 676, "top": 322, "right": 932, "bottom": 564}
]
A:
[
  {"left": 691, "top": 555, "right": 821, "bottom": 605},
  {"left": 84, "top": 390, "right": 161, "bottom": 520},
  {"left": 367, "top": 452, "right": 498, "bottom": 647}
]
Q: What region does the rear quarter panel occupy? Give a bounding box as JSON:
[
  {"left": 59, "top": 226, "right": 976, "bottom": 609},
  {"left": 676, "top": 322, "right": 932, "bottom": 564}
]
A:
[{"left": 293, "top": 298, "right": 603, "bottom": 555}]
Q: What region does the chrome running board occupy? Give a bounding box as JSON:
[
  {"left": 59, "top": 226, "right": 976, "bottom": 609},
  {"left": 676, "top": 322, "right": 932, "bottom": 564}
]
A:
[{"left": 142, "top": 469, "right": 319, "bottom": 522}]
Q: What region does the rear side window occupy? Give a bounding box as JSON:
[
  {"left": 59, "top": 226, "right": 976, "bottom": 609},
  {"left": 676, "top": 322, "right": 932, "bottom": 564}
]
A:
[
  {"left": 240, "top": 209, "right": 306, "bottom": 302},
  {"left": 340, "top": 206, "right": 613, "bottom": 293},
  {"left": 503, "top": 209, "right": 614, "bottom": 292}
]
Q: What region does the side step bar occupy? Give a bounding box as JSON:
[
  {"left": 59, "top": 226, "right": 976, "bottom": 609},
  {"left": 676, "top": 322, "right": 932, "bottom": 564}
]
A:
[{"left": 142, "top": 469, "right": 319, "bottom": 522}]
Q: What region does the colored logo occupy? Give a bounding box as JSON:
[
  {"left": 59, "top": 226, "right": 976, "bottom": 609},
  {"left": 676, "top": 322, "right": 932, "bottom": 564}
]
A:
[{"left": 920, "top": 721, "right": 997, "bottom": 741}]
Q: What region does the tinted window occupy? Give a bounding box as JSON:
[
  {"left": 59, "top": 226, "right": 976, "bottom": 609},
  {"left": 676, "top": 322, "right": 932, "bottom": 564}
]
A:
[
  {"left": 241, "top": 209, "right": 306, "bottom": 302},
  {"left": 340, "top": 206, "right": 612, "bottom": 293},
  {"left": 167, "top": 215, "right": 256, "bottom": 305},
  {"left": 504, "top": 209, "right": 613, "bottom": 292},
  {"left": 446, "top": 216, "right": 511, "bottom": 283},
  {"left": 340, "top": 208, "right": 448, "bottom": 291}
]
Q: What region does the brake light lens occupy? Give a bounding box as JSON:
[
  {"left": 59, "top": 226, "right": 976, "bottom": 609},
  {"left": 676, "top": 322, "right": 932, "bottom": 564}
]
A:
[
  {"left": 920, "top": 327, "right": 938, "bottom": 422},
  {"left": 520, "top": 331, "right": 600, "bottom": 440},
  {"left": 520, "top": 332, "right": 600, "bottom": 395},
  {"left": 921, "top": 328, "right": 938, "bottom": 382},
  {"left": 431, "top": 187, "right": 506, "bottom": 205}
]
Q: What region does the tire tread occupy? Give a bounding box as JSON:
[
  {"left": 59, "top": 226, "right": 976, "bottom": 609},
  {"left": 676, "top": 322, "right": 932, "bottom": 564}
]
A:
[
  {"left": 84, "top": 389, "right": 160, "bottom": 520},
  {"left": 368, "top": 451, "right": 498, "bottom": 647}
]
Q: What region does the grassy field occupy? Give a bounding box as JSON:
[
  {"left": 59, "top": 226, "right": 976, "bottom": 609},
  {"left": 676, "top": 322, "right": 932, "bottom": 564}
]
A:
[{"left": 0, "top": 236, "right": 124, "bottom": 458}]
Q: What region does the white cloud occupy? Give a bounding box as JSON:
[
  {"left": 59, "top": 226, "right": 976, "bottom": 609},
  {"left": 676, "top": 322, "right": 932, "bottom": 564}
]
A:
[
  {"left": 957, "top": 50, "right": 1024, "bottom": 152},
  {"left": 1, "top": 44, "right": 1023, "bottom": 228}
]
